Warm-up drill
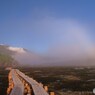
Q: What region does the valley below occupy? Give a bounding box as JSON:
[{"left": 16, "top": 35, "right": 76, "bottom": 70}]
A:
[{"left": 1, "top": 66, "right": 95, "bottom": 95}]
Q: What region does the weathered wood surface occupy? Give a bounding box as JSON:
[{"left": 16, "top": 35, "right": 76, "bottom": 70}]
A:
[
  {"left": 16, "top": 69, "right": 49, "bottom": 95},
  {"left": 10, "top": 69, "right": 24, "bottom": 95}
]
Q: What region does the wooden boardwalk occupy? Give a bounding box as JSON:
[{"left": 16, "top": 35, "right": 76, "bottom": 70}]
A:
[
  {"left": 7, "top": 69, "right": 24, "bottom": 95},
  {"left": 7, "top": 69, "right": 50, "bottom": 95}
]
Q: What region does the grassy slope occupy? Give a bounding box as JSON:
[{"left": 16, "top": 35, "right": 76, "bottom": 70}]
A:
[{"left": 0, "top": 53, "right": 18, "bottom": 67}]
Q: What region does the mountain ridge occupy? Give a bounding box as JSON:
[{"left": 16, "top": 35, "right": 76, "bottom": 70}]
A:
[{"left": 0, "top": 44, "right": 41, "bottom": 67}]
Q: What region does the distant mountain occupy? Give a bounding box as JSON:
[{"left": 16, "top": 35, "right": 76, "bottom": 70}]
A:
[
  {"left": 0, "top": 44, "right": 27, "bottom": 55},
  {"left": 0, "top": 44, "right": 42, "bottom": 67},
  {"left": 0, "top": 45, "right": 14, "bottom": 55},
  {"left": 0, "top": 44, "right": 25, "bottom": 67}
]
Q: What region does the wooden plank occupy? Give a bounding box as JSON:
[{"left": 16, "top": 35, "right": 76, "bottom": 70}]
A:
[{"left": 10, "top": 69, "right": 24, "bottom": 95}]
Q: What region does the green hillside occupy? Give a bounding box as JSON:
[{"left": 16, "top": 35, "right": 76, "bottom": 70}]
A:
[
  {"left": 0, "top": 45, "right": 15, "bottom": 55},
  {"left": 0, "top": 53, "right": 18, "bottom": 68}
]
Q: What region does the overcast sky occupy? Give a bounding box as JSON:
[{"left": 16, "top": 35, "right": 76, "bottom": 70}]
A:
[{"left": 0, "top": 0, "right": 95, "bottom": 60}]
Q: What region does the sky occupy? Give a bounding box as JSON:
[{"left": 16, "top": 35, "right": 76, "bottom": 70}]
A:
[{"left": 0, "top": 0, "right": 95, "bottom": 59}]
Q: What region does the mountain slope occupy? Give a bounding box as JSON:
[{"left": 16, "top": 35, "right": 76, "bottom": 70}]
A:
[
  {"left": 0, "top": 44, "right": 41, "bottom": 66},
  {"left": 0, "top": 53, "right": 18, "bottom": 67},
  {"left": 0, "top": 45, "right": 20, "bottom": 67},
  {"left": 0, "top": 45, "right": 14, "bottom": 55}
]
